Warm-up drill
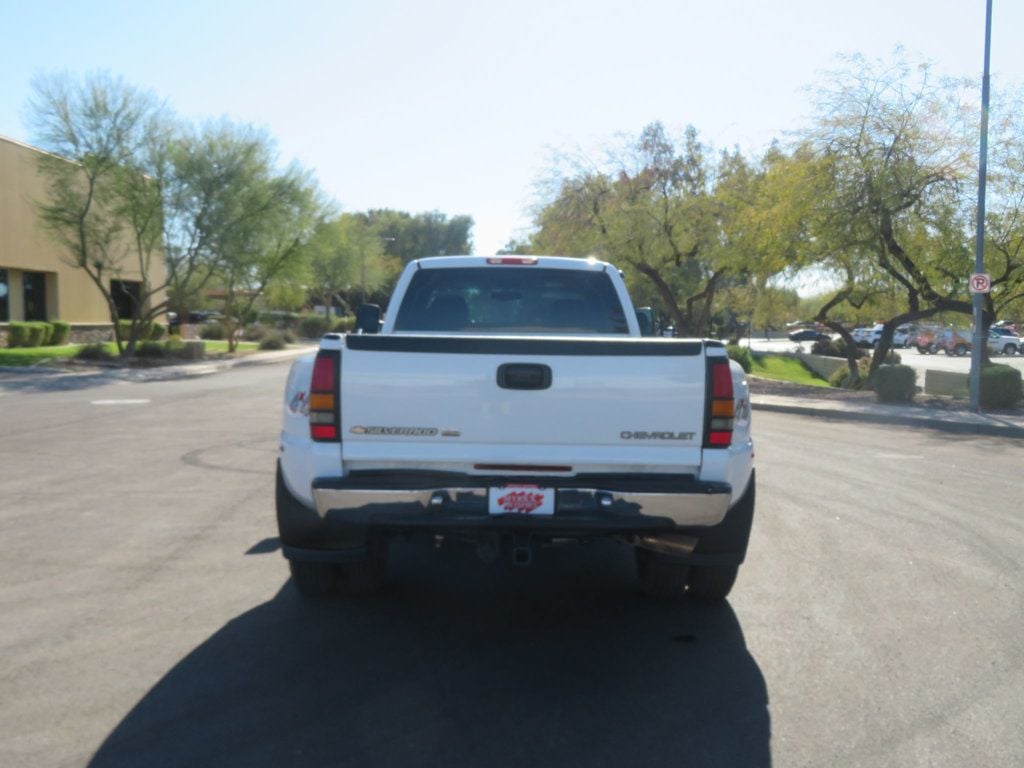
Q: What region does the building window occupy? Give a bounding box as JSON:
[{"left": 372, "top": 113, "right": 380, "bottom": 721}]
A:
[
  {"left": 111, "top": 280, "right": 142, "bottom": 319},
  {"left": 0, "top": 269, "right": 9, "bottom": 322},
  {"left": 23, "top": 271, "right": 47, "bottom": 321}
]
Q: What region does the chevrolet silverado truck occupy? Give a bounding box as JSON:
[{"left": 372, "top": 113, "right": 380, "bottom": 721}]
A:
[{"left": 276, "top": 256, "right": 755, "bottom": 600}]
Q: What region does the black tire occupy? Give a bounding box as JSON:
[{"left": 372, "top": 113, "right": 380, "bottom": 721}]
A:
[
  {"left": 635, "top": 548, "right": 689, "bottom": 597},
  {"left": 954, "top": 344, "right": 967, "bottom": 357},
  {"left": 1003, "top": 344, "right": 1016, "bottom": 356},
  {"left": 289, "top": 560, "right": 339, "bottom": 596},
  {"left": 686, "top": 564, "right": 740, "bottom": 602}
]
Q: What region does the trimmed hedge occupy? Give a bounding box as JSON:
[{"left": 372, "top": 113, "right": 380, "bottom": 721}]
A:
[
  {"left": 50, "top": 321, "right": 71, "bottom": 345},
  {"left": 298, "top": 314, "right": 331, "bottom": 339},
  {"left": 199, "top": 323, "right": 225, "bottom": 340},
  {"left": 331, "top": 315, "right": 357, "bottom": 334},
  {"left": 874, "top": 365, "right": 916, "bottom": 403},
  {"left": 981, "top": 364, "right": 1023, "bottom": 409},
  {"left": 258, "top": 331, "right": 287, "bottom": 351},
  {"left": 26, "top": 322, "right": 48, "bottom": 347},
  {"left": 7, "top": 322, "right": 31, "bottom": 347},
  {"left": 726, "top": 344, "right": 753, "bottom": 373},
  {"left": 76, "top": 343, "right": 114, "bottom": 361}
]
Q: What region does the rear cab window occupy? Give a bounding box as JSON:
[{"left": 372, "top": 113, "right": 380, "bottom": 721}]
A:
[{"left": 392, "top": 267, "right": 630, "bottom": 334}]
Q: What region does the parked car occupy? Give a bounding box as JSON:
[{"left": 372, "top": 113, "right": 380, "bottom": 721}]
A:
[
  {"left": 865, "top": 324, "right": 912, "bottom": 348},
  {"left": 988, "top": 328, "right": 1022, "bottom": 356},
  {"left": 788, "top": 328, "right": 832, "bottom": 343},
  {"left": 932, "top": 328, "right": 972, "bottom": 356},
  {"left": 851, "top": 327, "right": 873, "bottom": 346}
]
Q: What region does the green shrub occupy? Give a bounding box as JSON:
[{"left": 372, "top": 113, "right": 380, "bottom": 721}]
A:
[
  {"left": 259, "top": 331, "right": 287, "bottom": 351},
  {"left": 298, "top": 314, "right": 331, "bottom": 339},
  {"left": 50, "top": 321, "right": 71, "bottom": 346},
  {"left": 813, "top": 337, "right": 863, "bottom": 359},
  {"left": 874, "top": 365, "right": 917, "bottom": 403},
  {"left": 829, "top": 358, "right": 871, "bottom": 390},
  {"left": 117, "top": 319, "right": 159, "bottom": 343},
  {"left": 7, "top": 322, "right": 31, "bottom": 347},
  {"left": 331, "top": 315, "right": 356, "bottom": 334},
  {"left": 980, "top": 364, "right": 1023, "bottom": 409},
  {"left": 243, "top": 325, "right": 267, "bottom": 342},
  {"left": 26, "top": 323, "right": 48, "bottom": 347},
  {"left": 282, "top": 330, "right": 296, "bottom": 344},
  {"left": 199, "top": 323, "right": 225, "bottom": 340},
  {"left": 163, "top": 338, "right": 187, "bottom": 358},
  {"left": 726, "top": 344, "right": 752, "bottom": 373},
  {"left": 134, "top": 341, "right": 166, "bottom": 358},
  {"left": 76, "top": 343, "right": 114, "bottom": 361},
  {"left": 883, "top": 349, "right": 902, "bottom": 365}
]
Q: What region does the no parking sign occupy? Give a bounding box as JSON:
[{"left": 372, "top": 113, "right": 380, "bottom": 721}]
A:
[{"left": 969, "top": 273, "right": 991, "bottom": 294}]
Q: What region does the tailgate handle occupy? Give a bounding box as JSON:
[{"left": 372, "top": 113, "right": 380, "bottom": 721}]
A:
[{"left": 497, "top": 363, "right": 552, "bottom": 390}]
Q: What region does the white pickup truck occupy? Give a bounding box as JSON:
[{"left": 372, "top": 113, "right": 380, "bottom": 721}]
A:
[{"left": 277, "top": 256, "right": 755, "bottom": 601}]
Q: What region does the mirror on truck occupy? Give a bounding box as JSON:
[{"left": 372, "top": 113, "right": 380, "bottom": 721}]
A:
[
  {"left": 636, "top": 307, "right": 655, "bottom": 337},
  {"left": 355, "top": 304, "right": 382, "bottom": 334}
]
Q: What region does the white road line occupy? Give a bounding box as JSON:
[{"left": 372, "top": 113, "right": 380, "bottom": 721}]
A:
[{"left": 90, "top": 399, "right": 151, "bottom": 405}]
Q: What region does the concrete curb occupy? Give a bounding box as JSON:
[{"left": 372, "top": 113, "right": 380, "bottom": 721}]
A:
[{"left": 751, "top": 398, "right": 1024, "bottom": 439}]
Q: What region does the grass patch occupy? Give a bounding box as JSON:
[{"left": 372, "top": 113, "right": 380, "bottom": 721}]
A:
[
  {"left": 203, "top": 341, "right": 258, "bottom": 353},
  {"left": 1, "top": 340, "right": 256, "bottom": 367},
  {"left": 750, "top": 353, "right": 830, "bottom": 387},
  {"left": 0, "top": 345, "right": 80, "bottom": 366}
]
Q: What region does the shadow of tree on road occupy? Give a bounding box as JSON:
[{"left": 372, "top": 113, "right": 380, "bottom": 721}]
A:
[{"left": 89, "top": 540, "right": 771, "bottom": 768}]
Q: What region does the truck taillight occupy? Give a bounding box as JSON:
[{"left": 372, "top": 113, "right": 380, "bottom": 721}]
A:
[
  {"left": 310, "top": 350, "right": 340, "bottom": 442},
  {"left": 704, "top": 357, "right": 734, "bottom": 448}
]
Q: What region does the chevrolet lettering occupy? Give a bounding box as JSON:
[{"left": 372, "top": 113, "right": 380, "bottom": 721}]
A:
[{"left": 620, "top": 431, "right": 696, "bottom": 441}]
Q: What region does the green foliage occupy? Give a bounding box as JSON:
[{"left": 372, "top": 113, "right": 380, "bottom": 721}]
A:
[
  {"left": 298, "top": 314, "right": 331, "bottom": 339},
  {"left": 726, "top": 344, "right": 752, "bottom": 373},
  {"left": 331, "top": 316, "right": 356, "bottom": 333},
  {"left": 812, "top": 337, "right": 852, "bottom": 358},
  {"left": 50, "top": 321, "right": 71, "bottom": 345},
  {"left": 149, "top": 323, "right": 166, "bottom": 341},
  {"left": 980, "top": 364, "right": 1023, "bottom": 409},
  {"left": 365, "top": 209, "right": 473, "bottom": 264},
  {"left": 7, "top": 322, "right": 30, "bottom": 347},
  {"left": 874, "top": 365, "right": 917, "bottom": 403},
  {"left": 199, "top": 323, "right": 225, "bottom": 340},
  {"left": 25, "top": 322, "right": 50, "bottom": 347},
  {"left": 258, "top": 332, "right": 288, "bottom": 350},
  {"left": 751, "top": 353, "right": 830, "bottom": 387},
  {"left": 829, "top": 357, "right": 871, "bottom": 390},
  {"left": 76, "top": 343, "right": 115, "bottom": 361},
  {"left": 134, "top": 341, "right": 167, "bottom": 358}
]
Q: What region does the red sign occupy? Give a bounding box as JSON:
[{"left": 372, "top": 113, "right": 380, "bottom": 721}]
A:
[
  {"left": 496, "top": 490, "right": 545, "bottom": 514},
  {"left": 969, "top": 273, "right": 991, "bottom": 294}
]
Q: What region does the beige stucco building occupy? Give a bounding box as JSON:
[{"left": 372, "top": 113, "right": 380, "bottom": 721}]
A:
[{"left": 0, "top": 135, "right": 166, "bottom": 330}]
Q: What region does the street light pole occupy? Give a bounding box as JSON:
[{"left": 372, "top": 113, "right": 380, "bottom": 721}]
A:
[{"left": 969, "top": 0, "right": 993, "bottom": 412}]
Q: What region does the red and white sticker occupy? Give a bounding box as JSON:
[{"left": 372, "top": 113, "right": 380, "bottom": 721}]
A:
[{"left": 488, "top": 485, "right": 555, "bottom": 516}]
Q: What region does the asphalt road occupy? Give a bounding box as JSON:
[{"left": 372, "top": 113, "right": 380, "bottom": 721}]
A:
[{"left": 1, "top": 363, "right": 1021, "bottom": 767}]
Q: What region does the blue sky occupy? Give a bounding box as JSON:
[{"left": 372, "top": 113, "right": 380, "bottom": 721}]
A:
[{"left": 2, "top": 0, "right": 1021, "bottom": 254}]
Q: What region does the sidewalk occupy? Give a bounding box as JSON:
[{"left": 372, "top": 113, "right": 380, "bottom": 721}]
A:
[{"left": 751, "top": 391, "right": 1024, "bottom": 439}]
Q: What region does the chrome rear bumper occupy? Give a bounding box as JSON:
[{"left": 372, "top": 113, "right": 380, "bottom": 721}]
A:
[{"left": 311, "top": 472, "right": 731, "bottom": 529}]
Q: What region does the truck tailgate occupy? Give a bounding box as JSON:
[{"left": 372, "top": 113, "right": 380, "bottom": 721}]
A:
[{"left": 339, "top": 335, "right": 708, "bottom": 473}]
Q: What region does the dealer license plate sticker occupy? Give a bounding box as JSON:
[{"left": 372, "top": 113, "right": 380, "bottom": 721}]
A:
[{"left": 488, "top": 486, "right": 555, "bottom": 516}]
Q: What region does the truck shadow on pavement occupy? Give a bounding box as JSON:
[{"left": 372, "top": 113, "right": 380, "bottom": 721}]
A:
[{"left": 89, "top": 539, "right": 771, "bottom": 768}]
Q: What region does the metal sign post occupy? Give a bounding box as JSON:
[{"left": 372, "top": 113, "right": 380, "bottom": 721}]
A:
[{"left": 969, "top": 0, "right": 994, "bottom": 413}]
